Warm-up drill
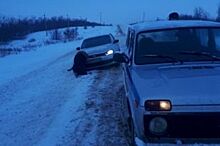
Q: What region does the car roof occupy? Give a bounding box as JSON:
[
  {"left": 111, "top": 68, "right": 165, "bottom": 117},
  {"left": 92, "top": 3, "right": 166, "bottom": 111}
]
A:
[{"left": 129, "top": 20, "right": 220, "bottom": 34}]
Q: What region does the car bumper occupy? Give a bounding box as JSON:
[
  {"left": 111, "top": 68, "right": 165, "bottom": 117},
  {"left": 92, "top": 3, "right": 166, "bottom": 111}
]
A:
[
  {"left": 140, "top": 112, "right": 220, "bottom": 144},
  {"left": 86, "top": 55, "right": 116, "bottom": 69},
  {"left": 135, "top": 137, "right": 220, "bottom": 145}
]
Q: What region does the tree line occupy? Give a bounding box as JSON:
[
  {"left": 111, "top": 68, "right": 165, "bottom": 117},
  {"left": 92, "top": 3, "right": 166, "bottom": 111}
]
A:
[
  {"left": 0, "top": 16, "right": 109, "bottom": 42},
  {"left": 173, "top": 6, "right": 220, "bottom": 22}
]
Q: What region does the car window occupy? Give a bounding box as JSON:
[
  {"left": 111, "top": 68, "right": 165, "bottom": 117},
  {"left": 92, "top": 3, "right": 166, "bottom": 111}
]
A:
[
  {"left": 135, "top": 28, "right": 220, "bottom": 65},
  {"left": 81, "top": 35, "right": 112, "bottom": 48}
]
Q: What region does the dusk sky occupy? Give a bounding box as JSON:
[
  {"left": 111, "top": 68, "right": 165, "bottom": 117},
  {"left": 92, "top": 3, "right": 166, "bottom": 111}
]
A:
[{"left": 1, "top": 0, "right": 220, "bottom": 24}]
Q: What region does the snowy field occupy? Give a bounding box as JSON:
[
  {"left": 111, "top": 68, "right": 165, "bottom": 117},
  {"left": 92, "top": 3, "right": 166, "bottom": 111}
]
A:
[{"left": 0, "top": 26, "right": 220, "bottom": 146}]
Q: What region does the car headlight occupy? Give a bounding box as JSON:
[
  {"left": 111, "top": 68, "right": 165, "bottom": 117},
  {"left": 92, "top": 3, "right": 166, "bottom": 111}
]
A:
[
  {"left": 105, "top": 49, "right": 114, "bottom": 56},
  {"left": 145, "top": 100, "right": 172, "bottom": 111}
]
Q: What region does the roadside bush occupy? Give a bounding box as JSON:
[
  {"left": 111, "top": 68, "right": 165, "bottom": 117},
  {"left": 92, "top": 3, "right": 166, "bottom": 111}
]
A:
[
  {"left": 63, "top": 28, "right": 79, "bottom": 41},
  {"left": 0, "top": 47, "right": 22, "bottom": 57},
  {"left": 51, "top": 29, "right": 62, "bottom": 40},
  {"left": 28, "top": 38, "right": 36, "bottom": 43}
]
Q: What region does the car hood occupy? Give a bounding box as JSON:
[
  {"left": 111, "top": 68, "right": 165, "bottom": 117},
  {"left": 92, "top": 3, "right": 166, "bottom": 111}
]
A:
[
  {"left": 82, "top": 44, "right": 118, "bottom": 55},
  {"left": 131, "top": 64, "right": 220, "bottom": 106}
]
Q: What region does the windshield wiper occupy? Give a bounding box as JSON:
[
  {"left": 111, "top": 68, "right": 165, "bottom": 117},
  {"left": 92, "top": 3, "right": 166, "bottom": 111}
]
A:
[
  {"left": 142, "top": 54, "right": 183, "bottom": 64},
  {"left": 179, "top": 51, "right": 220, "bottom": 62}
]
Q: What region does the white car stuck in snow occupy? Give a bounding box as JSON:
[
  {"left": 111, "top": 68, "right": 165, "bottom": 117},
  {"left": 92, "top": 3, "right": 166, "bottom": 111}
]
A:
[
  {"left": 114, "top": 20, "right": 220, "bottom": 145},
  {"left": 76, "top": 34, "right": 120, "bottom": 70}
]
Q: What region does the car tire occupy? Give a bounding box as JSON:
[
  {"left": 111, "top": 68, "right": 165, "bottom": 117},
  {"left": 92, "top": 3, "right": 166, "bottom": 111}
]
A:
[{"left": 73, "top": 51, "right": 88, "bottom": 75}]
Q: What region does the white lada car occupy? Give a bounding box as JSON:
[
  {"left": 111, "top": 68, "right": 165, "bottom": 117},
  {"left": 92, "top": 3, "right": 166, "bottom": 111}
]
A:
[{"left": 114, "top": 20, "right": 220, "bottom": 145}]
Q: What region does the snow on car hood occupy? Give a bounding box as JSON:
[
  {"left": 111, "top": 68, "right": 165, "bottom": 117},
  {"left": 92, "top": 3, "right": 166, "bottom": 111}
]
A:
[
  {"left": 82, "top": 44, "right": 117, "bottom": 55},
  {"left": 131, "top": 64, "right": 220, "bottom": 106}
]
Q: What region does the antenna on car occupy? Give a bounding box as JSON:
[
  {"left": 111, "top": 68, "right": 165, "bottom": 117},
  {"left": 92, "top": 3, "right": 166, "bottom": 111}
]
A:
[{"left": 169, "top": 12, "right": 179, "bottom": 20}]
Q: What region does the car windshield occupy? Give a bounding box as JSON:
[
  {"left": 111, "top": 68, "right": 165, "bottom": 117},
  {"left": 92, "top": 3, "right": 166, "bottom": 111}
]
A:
[
  {"left": 81, "top": 35, "right": 112, "bottom": 48},
  {"left": 135, "top": 27, "right": 220, "bottom": 65}
]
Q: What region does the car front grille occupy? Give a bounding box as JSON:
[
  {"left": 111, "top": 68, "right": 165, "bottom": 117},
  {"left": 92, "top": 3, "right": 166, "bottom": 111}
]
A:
[
  {"left": 89, "top": 53, "right": 106, "bottom": 58},
  {"left": 144, "top": 113, "right": 220, "bottom": 138}
]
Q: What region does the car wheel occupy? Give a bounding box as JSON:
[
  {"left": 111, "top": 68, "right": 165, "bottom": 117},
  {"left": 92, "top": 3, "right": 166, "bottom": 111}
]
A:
[{"left": 73, "top": 51, "right": 88, "bottom": 75}]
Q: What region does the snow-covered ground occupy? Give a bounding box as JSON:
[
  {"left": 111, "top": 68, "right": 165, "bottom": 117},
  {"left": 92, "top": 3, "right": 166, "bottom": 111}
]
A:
[
  {"left": 0, "top": 26, "right": 131, "bottom": 146},
  {"left": 0, "top": 25, "right": 220, "bottom": 146}
]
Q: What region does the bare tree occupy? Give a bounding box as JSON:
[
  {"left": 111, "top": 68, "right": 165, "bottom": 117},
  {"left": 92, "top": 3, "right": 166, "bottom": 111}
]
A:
[
  {"left": 179, "top": 14, "right": 194, "bottom": 20},
  {"left": 194, "top": 7, "right": 209, "bottom": 20}
]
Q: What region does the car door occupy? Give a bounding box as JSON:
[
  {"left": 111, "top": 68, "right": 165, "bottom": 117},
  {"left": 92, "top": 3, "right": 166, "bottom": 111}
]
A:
[{"left": 123, "top": 29, "right": 136, "bottom": 117}]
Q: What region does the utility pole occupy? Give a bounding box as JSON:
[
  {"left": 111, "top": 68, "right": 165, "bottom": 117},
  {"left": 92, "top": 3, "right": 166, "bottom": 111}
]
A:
[
  {"left": 99, "top": 12, "right": 102, "bottom": 24},
  {"left": 44, "top": 14, "right": 48, "bottom": 36},
  {"left": 142, "top": 12, "right": 146, "bottom": 22}
]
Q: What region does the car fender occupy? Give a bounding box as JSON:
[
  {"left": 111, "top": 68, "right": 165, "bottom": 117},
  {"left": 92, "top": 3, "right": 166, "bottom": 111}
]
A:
[{"left": 124, "top": 65, "right": 143, "bottom": 137}]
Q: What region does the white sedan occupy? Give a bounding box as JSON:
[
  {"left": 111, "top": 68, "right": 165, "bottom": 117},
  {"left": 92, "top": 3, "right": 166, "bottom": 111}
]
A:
[{"left": 76, "top": 34, "right": 120, "bottom": 70}]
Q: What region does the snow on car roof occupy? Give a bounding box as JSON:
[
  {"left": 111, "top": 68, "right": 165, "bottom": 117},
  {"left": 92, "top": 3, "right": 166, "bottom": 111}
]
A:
[{"left": 129, "top": 20, "right": 220, "bottom": 34}]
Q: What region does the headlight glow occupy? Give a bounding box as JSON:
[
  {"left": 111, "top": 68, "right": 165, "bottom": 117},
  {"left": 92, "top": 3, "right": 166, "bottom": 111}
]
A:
[
  {"left": 106, "top": 49, "right": 114, "bottom": 56},
  {"left": 159, "top": 101, "right": 171, "bottom": 111},
  {"left": 145, "top": 100, "right": 172, "bottom": 111}
]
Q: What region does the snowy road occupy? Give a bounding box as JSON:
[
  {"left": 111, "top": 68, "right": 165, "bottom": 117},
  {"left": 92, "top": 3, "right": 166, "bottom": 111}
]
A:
[
  {"left": 0, "top": 42, "right": 130, "bottom": 146},
  {"left": 67, "top": 67, "right": 130, "bottom": 146},
  {"left": 0, "top": 51, "right": 89, "bottom": 146}
]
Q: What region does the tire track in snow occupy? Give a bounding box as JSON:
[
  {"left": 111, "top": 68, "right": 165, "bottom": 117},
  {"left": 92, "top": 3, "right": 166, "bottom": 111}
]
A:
[
  {"left": 94, "top": 67, "right": 130, "bottom": 146},
  {"left": 36, "top": 75, "right": 95, "bottom": 146},
  {"left": 58, "top": 67, "right": 131, "bottom": 146}
]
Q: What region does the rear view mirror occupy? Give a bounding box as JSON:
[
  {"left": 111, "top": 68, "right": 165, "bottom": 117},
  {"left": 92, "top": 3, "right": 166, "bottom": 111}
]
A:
[
  {"left": 113, "top": 52, "right": 129, "bottom": 63},
  {"left": 76, "top": 47, "right": 81, "bottom": 51},
  {"left": 113, "top": 39, "right": 119, "bottom": 44}
]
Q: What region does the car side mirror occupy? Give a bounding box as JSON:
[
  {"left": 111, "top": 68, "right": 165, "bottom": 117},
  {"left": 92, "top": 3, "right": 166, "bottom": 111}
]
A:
[
  {"left": 76, "top": 47, "right": 81, "bottom": 51},
  {"left": 113, "top": 39, "right": 119, "bottom": 44},
  {"left": 113, "top": 52, "right": 129, "bottom": 63}
]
